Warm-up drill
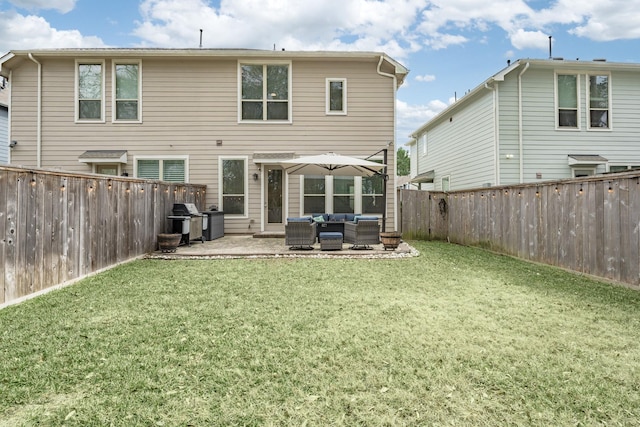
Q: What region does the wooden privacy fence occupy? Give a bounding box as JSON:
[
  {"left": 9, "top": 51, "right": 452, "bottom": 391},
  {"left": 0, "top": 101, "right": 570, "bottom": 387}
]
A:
[
  {"left": 399, "top": 171, "right": 640, "bottom": 289},
  {"left": 1, "top": 166, "right": 206, "bottom": 306}
]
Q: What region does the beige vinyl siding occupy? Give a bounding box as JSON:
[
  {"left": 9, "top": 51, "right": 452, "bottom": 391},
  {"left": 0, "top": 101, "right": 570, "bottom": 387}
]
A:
[{"left": 7, "top": 53, "right": 397, "bottom": 234}]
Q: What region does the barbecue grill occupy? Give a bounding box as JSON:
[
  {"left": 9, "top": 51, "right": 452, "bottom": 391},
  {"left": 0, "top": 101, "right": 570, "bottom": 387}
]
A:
[{"left": 168, "top": 203, "right": 205, "bottom": 246}]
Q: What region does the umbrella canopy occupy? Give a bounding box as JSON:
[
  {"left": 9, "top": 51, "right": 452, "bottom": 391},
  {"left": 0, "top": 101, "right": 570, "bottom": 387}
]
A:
[{"left": 280, "top": 152, "right": 386, "bottom": 177}]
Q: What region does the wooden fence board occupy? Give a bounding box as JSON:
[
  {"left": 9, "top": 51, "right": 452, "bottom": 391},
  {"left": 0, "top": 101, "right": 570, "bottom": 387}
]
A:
[
  {"left": 0, "top": 166, "right": 207, "bottom": 307},
  {"left": 0, "top": 171, "right": 6, "bottom": 304}
]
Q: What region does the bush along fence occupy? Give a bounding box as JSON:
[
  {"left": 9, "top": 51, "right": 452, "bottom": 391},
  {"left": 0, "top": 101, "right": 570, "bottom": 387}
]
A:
[
  {"left": 399, "top": 171, "right": 640, "bottom": 289},
  {"left": 0, "top": 165, "right": 206, "bottom": 307}
]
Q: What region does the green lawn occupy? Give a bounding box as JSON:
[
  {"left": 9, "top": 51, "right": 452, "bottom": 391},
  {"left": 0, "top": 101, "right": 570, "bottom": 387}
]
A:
[{"left": 1, "top": 241, "right": 640, "bottom": 426}]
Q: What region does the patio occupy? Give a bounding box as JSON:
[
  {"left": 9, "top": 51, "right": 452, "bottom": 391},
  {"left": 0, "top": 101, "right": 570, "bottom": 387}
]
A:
[{"left": 148, "top": 235, "right": 418, "bottom": 259}]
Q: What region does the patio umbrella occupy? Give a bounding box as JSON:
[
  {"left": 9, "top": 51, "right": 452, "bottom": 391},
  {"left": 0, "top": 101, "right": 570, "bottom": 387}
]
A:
[{"left": 280, "top": 152, "right": 385, "bottom": 177}]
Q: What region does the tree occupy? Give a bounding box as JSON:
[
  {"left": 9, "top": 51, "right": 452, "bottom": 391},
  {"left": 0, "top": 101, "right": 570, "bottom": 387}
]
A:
[{"left": 396, "top": 147, "right": 410, "bottom": 176}]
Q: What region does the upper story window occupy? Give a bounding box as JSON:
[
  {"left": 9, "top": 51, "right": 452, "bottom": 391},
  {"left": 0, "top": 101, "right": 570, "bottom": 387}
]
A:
[
  {"left": 588, "top": 74, "right": 610, "bottom": 129},
  {"left": 113, "top": 61, "right": 141, "bottom": 122},
  {"left": 76, "top": 61, "right": 105, "bottom": 122},
  {"left": 136, "top": 157, "right": 187, "bottom": 182},
  {"left": 240, "top": 62, "right": 291, "bottom": 122},
  {"left": 556, "top": 74, "right": 578, "bottom": 129},
  {"left": 326, "top": 78, "right": 347, "bottom": 115}
]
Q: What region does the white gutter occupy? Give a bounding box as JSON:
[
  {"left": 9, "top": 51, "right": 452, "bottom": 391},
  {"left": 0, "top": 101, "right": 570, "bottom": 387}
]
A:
[
  {"left": 517, "top": 62, "right": 530, "bottom": 183},
  {"left": 6, "top": 70, "right": 12, "bottom": 164},
  {"left": 484, "top": 82, "right": 499, "bottom": 185},
  {"left": 28, "top": 53, "right": 42, "bottom": 168},
  {"left": 377, "top": 55, "right": 399, "bottom": 232}
]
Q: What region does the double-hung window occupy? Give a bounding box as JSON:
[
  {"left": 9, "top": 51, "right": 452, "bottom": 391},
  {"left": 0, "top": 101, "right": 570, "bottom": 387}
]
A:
[
  {"left": 303, "top": 176, "right": 326, "bottom": 214},
  {"left": 240, "top": 62, "right": 291, "bottom": 122},
  {"left": 76, "top": 61, "right": 105, "bottom": 122},
  {"left": 587, "top": 74, "right": 610, "bottom": 129},
  {"left": 220, "top": 157, "right": 247, "bottom": 216},
  {"left": 333, "top": 176, "right": 355, "bottom": 213},
  {"left": 136, "top": 157, "right": 187, "bottom": 182},
  {"left": 362, "top": 169, "right": 384, "bottom": 214},
  {"left": 326, "top": 78, "right": 347, "bottom": 115},
  {"left": 113, "top": 60, "right": 141, "bottom": 122},
  {"left": 556, "top": 73, "right": 578, "bottom": 128}
]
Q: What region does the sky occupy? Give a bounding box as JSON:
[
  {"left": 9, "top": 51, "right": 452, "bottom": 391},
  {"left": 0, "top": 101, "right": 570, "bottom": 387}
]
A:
[{"left": 2, "top": 0, "right": 640, "bottom": 146}]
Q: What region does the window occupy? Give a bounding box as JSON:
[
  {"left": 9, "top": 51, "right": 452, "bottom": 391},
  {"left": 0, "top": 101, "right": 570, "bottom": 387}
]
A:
[
  {"left": 362, "top": 160, "right": 384, "bottom": 214},
  {"left": 557, "top": 74, "right": 578, "bottom": 128},
  {"left": 333, "top": 176, "right": 354, "bottom": 213},
  {"left": 573, "top": 168, "right": 595, "bottom": 178},
  {"left": 95, "top": 164, "right": 119, "bottom": 176},
  {"left": 420, "top": 133, "right": 427, "bottom": 155},
  {"left": 588, "top": 74, "right": 610, "bottom": 129},
  {"left": 610, "top": 165, "right": 640, "bottom": 173},
  {"left": 303, "top": 176, "right": 326, "bottom": 214},
  {"left": 76, "top": 61, "right": 104, "bottom": 121},
  {"left": 135, "top": 157, "right": 187, "bottom": 182},
  {"left": 441, "top": 176, "right": 450, "bottom": 191},
  {"left": 113, "top": 61, "right": 141, "bottom": 122},
  {"left": 221, "top": 158, "right": 247, "bottom": 216},
  {"left": 240, "top": 62, "right": 290, "bottom": 121},
  {"left": 326, "top": 78, "right": 347, "bottom": 114}
]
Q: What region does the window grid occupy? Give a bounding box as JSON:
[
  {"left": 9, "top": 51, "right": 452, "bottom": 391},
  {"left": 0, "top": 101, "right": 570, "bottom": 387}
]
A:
[
  {"left": 76, "top": 61, "right": 104, "bottom": 122},
  {"left": 113, "top": 61, "right": 141, "bottom": 122},
  {"left": 221, "top": 158, "right": 248, "bottom": 216},
  {"left": 240, "top": 62, "right": 290, "bottom": 122},
  {"left": 587, "top": 74, "right": 611, "bottom": 129},
  {"left": 326, "top": 78, "right": 347, "bottom": 115}
]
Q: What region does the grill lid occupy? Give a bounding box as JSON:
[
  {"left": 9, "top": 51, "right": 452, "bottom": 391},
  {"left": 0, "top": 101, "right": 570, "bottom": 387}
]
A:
[{"left": 173, "top": 203, "right": 200, "bottom": 215}]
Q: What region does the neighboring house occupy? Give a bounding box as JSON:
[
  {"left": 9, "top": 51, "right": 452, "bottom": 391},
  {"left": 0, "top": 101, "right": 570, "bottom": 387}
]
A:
[
  {"left": 0, "top": 78, "right": 8, "bottom": 164},
  {"left": 0, "top": 48, "right": 407, "bottom": 234},
  {"left": 409, "top": 58, "right": 640, "bottom": 191}
]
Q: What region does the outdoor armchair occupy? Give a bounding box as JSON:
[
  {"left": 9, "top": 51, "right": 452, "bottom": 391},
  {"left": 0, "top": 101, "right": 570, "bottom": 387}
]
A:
[
  {"left": 285, "top": 217, "right": 317, "bottom": 250},
  {"left": 344, "top": 217, "right": 380, "bottom": 249}
]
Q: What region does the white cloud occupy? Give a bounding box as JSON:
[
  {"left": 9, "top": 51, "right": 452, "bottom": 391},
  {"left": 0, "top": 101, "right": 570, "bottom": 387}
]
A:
[
  {"left": 8, "top": 0, "right": 76, "bottom": 13},
  {"left": 415, "top": 74, "right": 436, "bottom": 82},
  {"left": 396, "top": 97, "right": 448, "bottom": 139},
  {"left": 132, "top": 0, "right": 426, "bottom": 58},
  {"left": 0, "top": 10, "right": 106, "bottom": 53},
  {"left": 424, "top": 32, "right": 468, "bottom": 50},
  {"left": 568, "top": 2, "right": 640, "bottom": 41},
  {"left": 509, "top": 29, "right": 549, "bottom": 50}
]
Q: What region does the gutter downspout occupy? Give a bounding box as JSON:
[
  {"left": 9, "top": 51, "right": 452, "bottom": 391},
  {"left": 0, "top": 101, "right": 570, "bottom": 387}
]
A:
[
  {"left": 376, "top": 55, "right": 398, "bottom": 233},
  {"left": 517, "top": 62, "right": 530, "bottom": 183},
  {"left": 7, "top": 70, "right": 12, "bottom": 164},
  {"left": 28, "top": 53, "right": 42, "bottom": 168},
  {"left": 485, "top": 82, "right": 499, "bottom": 185}
]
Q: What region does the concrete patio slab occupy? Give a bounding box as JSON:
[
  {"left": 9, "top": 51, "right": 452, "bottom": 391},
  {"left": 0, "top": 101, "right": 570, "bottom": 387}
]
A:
[{"left": 147, "top": 235, "right": 419, "bottom": 259}]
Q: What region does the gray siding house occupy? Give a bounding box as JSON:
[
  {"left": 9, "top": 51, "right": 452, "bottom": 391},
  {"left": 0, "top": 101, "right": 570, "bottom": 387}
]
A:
[
  {"left": 410, "top": 59, "right": 640, "bottom": 191},
  {"left": 0, "top": 48, "right": 407, "bottom": 234}
]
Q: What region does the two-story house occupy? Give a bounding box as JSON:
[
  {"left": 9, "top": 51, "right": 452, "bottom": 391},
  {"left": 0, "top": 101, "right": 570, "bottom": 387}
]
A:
[
  {"left": 0, "top": 49, "right": 407, "bottom": 234},
  {"left": 409, "top": 59, "right": 640, "bottom": 191}
]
